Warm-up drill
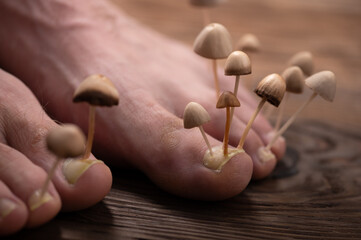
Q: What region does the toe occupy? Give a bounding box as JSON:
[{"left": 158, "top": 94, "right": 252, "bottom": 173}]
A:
[
  {"left": 0, "top": 70, "right": 112, "bottom": 211},
  {"left": 0, "top": 181, "right": 27, "bottom": 236},
  {"left": 0, "top": 144, "right": 61, "bottom": 228}
]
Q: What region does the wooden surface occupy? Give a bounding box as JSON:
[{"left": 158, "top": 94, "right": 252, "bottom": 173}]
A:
[{"left": 8, "top": 0, "right": 361, "bottom": 239}]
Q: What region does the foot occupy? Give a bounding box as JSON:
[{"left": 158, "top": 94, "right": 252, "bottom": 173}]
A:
[
  {"left": 0, "top": 70, "right": 112, "bottom": 235},
  {"left": 0, "top": 0, "right": 285, "bottom": 202}
]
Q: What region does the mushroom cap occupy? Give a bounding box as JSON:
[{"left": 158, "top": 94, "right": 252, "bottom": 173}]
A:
[
  {"left": 288, "top": 51, "right": 314, "bottom": 76},
  {"left": 216, "top": 91, "right": 241, "bottom": 108},
  {"left": 46, "top": 124, "right": 86, "bottom": 159},
  {"left": 189, "top": 0, "right": 225, "bottom": 7},
  {"left": 183, "top": 102, "right": 211, "bottom": 129},
  {"left": 224, "top": 51, "right": 252, "bottom": 76},
  {"left": 305, "top": 71, "right": 336, "bottom": 102},
  {"left": 236, "top": 33, "right": 260, "bottom": 52},
  {"left": 73, "top": 74, "right": 119, "bottom": 106},
  {"left": 281, "top": 66, "right": 304, "bottom": 94},
  {"left": 254, "top": 73, "right": 286, "bottom": 107},
  {"left": 193, "top": 23, "right": 233, "bottom": 59}
]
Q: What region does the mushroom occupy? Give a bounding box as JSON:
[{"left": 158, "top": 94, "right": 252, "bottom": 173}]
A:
[
  {"left": 288, "top": 51, "right": 314, "bottom": 76},
  {"left": 193, "top": 23, "right": 233, "bottom": 98},
  {"left": 265, "top": 71, "right": 336, "bottom": 151},
  {"left": 73, "top": 74, "right": 119, "bottom": 160},
  {"left": 224, "top": 50, "right": 251, "bottom": 124},
  {"left": 274, "top": 66, "right": 304, "bottom": 131},
  {"left": 216, "top": 91, "right": 240, "bottom": 156},
  {"left": 40, "top": 124, "right": 86, "bottom": 199},
  {"left": 183, "top": 102, "right": 213, "bottom": 155},
  {"left": 238, "top": 73, "right": 286, "bottom": 149},
  {"left": 236, "top": 33, "right": 260, "bottom": 53},
  {"left": 189, "top": 0, "right": 225, "bottom": 25}
]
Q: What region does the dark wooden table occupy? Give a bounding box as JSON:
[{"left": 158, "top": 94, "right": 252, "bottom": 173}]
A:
[{"left": 8, "top": 0, "right": 361, "bottom": 239}]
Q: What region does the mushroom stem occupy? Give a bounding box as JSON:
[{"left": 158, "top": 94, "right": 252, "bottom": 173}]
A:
[
  {"left": 266, "top": 92, "right": 317, "bottom": 150},
  {"left": 274, "top": 92, "right": 289, "bottom": 131},
  {"left": 40, "top": 157, "right": 61, "bottom": 199},
  {"left": 229, "top": 75, "right": 240, "bottom": 124},
  {"left": 238, "top": 97, "right": 266, "bottom": 149},
  {"left": 199, "top": 125, "right": 213, "bottom": 156},
  {"left": 212, "top": 59, "right": 220, "bottom": 98},
  {"left": 83, "top": 105, "right": 96, "bottom": 160},
  {"left": 202, "top": 8, "right": 210, "bottom": 26},
  {"left": 223, "top": 107, "right": 231, "bottom": 156}
]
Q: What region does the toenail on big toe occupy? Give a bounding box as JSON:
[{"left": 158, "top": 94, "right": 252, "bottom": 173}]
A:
[
  {"left": 0, "top": 198, "right": 16, "bottom": 219},
  {"left": 62, "top": 159, "right": 103, "bottom": 184},
  {"left": 28, "top": 190, "right": 53, "bottom": 211}
]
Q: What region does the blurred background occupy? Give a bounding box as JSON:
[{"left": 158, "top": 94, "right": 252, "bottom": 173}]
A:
[{"left": 114, "top": 0, "right": 361, "bottom": 130}]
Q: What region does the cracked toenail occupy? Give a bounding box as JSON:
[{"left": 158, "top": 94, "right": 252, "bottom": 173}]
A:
[
  {"left": 203, "top": 145, "right": 244, "bottom": 171},
  {"left": 63, "top": 158, "right": 103, "bottom": 185},
  {"left": 28, "top": 189, "right": 53, "bottom": 211},
  {"left": 0, "top": 198, "right": 16, "bottom": 219}
]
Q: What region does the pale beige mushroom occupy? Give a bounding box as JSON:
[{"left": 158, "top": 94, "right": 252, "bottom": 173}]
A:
[
  {"left": 183, "top": 102, "right": 213, "bottom": 155},
  {"left": 39, "top": 124, "right": 85, "bottom": 199},
  {"left": 288, "top": 51, "right": 314, "bottom": 76},
  {"left": 193, "top": 23, "right": 233, "bottom": 98},
  {"left": 216, "top": 92, "right": 240, "bottom": 156},
  {"left": 265, "top": 70, "right": 336, "bottom": 151},
  {"left": 238, "top": 73, "right": 286, "bottom": 149},
  {"left": 274, "top": 66, "right": 305, "bottom": 131},
  {"left": 73, "top": 74, "right": 119, "bottom": 160},
  {"left": 236, "top": 33, "right": 260, "bottom": 53}
]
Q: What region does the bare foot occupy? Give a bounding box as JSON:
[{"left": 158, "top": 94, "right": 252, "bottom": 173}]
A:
[
  {"left": 0, "top": 0, "right": 285, "bottom": 205},
  {"left": 0, "top": 70, "right": 112, "bottom": 235}
]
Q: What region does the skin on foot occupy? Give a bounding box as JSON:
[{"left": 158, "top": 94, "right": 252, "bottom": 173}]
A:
[
  {"left": 0, "top": 70, "right": 112, "bottom": 235},
  {"left": 0, "top": 0, "right": 286, "bottom": 204}
]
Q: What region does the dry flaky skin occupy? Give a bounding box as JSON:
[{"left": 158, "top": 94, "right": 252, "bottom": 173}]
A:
[
  {"left": 189, "top": 0, "right": 225, "bottom": 7},
  {"left": 73, "top": 74, "right": 119, "bottom": 106},
  {"left": 183, "top": 102, "right": 211, "bottom": 129},
  {"left": 288, "top": 51, "right": 314, "bottom": 76},
  {"left": 203, "top": 145, "right": 244, "bottom": 171},
  {"left": 224, "top": 51, "right": 252, "bottom": 76},
  {"left": 193, "top": 23, "right": 233, "bottom": 59},
  {"left": 236, "top": 33, "right": 260, "bottom": 52},
  {"left": 46, "top": 124, "right": 86, "bottom": 159},
  {"left": 282, "top": 66, "right": 304, "bottom": 94},
  {"left": 305, "top": 71, "right": 336, "bottom": 102},
  {"left": 254, "top": 73, "right": 286, "bottom": 107},
  {"left": 216, "top": 91, "right": 240, "bottom": 108}
]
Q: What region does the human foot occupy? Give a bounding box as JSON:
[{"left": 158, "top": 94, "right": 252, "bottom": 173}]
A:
[
  {"left": 0, "top": 0, "right": 285, "bottom": 200},
  {"left": 0, "top": 70, "right": 112, "bottom": 235}
]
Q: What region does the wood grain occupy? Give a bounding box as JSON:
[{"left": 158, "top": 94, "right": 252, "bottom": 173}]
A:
[{"left": 7, "top": 0, "right": 361, "bottom": 239}]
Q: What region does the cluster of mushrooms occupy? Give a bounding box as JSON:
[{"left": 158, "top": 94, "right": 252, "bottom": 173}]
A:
[
  {"left": 184, "top": 0, "right": 336, "bottom": 171},
  {"left": 35, "top": 74, "right": 119, "bottom": 204}
]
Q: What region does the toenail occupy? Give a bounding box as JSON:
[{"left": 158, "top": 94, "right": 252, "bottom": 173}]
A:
[
  {"left": 28, "top": 190, "right": 53, "bottom": 211},
  {"left": 257, "top": 147, "right": 275, "bottom": 163},
  {"left": 62, "top": 158, "right": 103, "bottom": 185},
  {"left": 264, "top": 131, "right": 285, "bottom": 150},
  {"left": 0, "top": 198, "right": 16, "bottom": 219}
]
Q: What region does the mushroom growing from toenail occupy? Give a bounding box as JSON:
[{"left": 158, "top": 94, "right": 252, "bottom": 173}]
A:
[
  {"left": 265, "top": 71, "right": 336, "bottom": 151},
  {"left": 224, "top": 50, "right": 251, "bottom": 123},
  {"left": 40, "top": 124, "right": 86, "bottom": 198},
  {"left": 238, "top": 73, "right": 286, "bottom": 149},
  {"left": 274, "top": 66, "right": 304, "bottom": 131},
  {"left": 189, "top": 0, "right": 224, "bottom": 25},
  {"left": 236, "top": 33, "right": 260, "bottom": 53},
  {"left": 183, "top": 102, "right": 213, "bottom": 156},
  {"left": 216, "top": 92, "right": 240, "bottom": 156},
  {"left": 288, "top": 51, "right": 314, "bottom": 76},
  {"left": 73, "top": 74, "right": 119, "bottom": 160},
  {"left": 193, "top": 23, "right": 233, "bottom": 98}
]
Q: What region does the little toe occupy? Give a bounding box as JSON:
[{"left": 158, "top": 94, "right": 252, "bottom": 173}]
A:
[
  {"left": 0, "top": 181, "right": 28, "bottom": 236},
  {"left": 0, "top": 70, "right": 112, "bottom": 211},
  {"left": 0, "top": 144, "right": 61, "bottom": 228}
]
